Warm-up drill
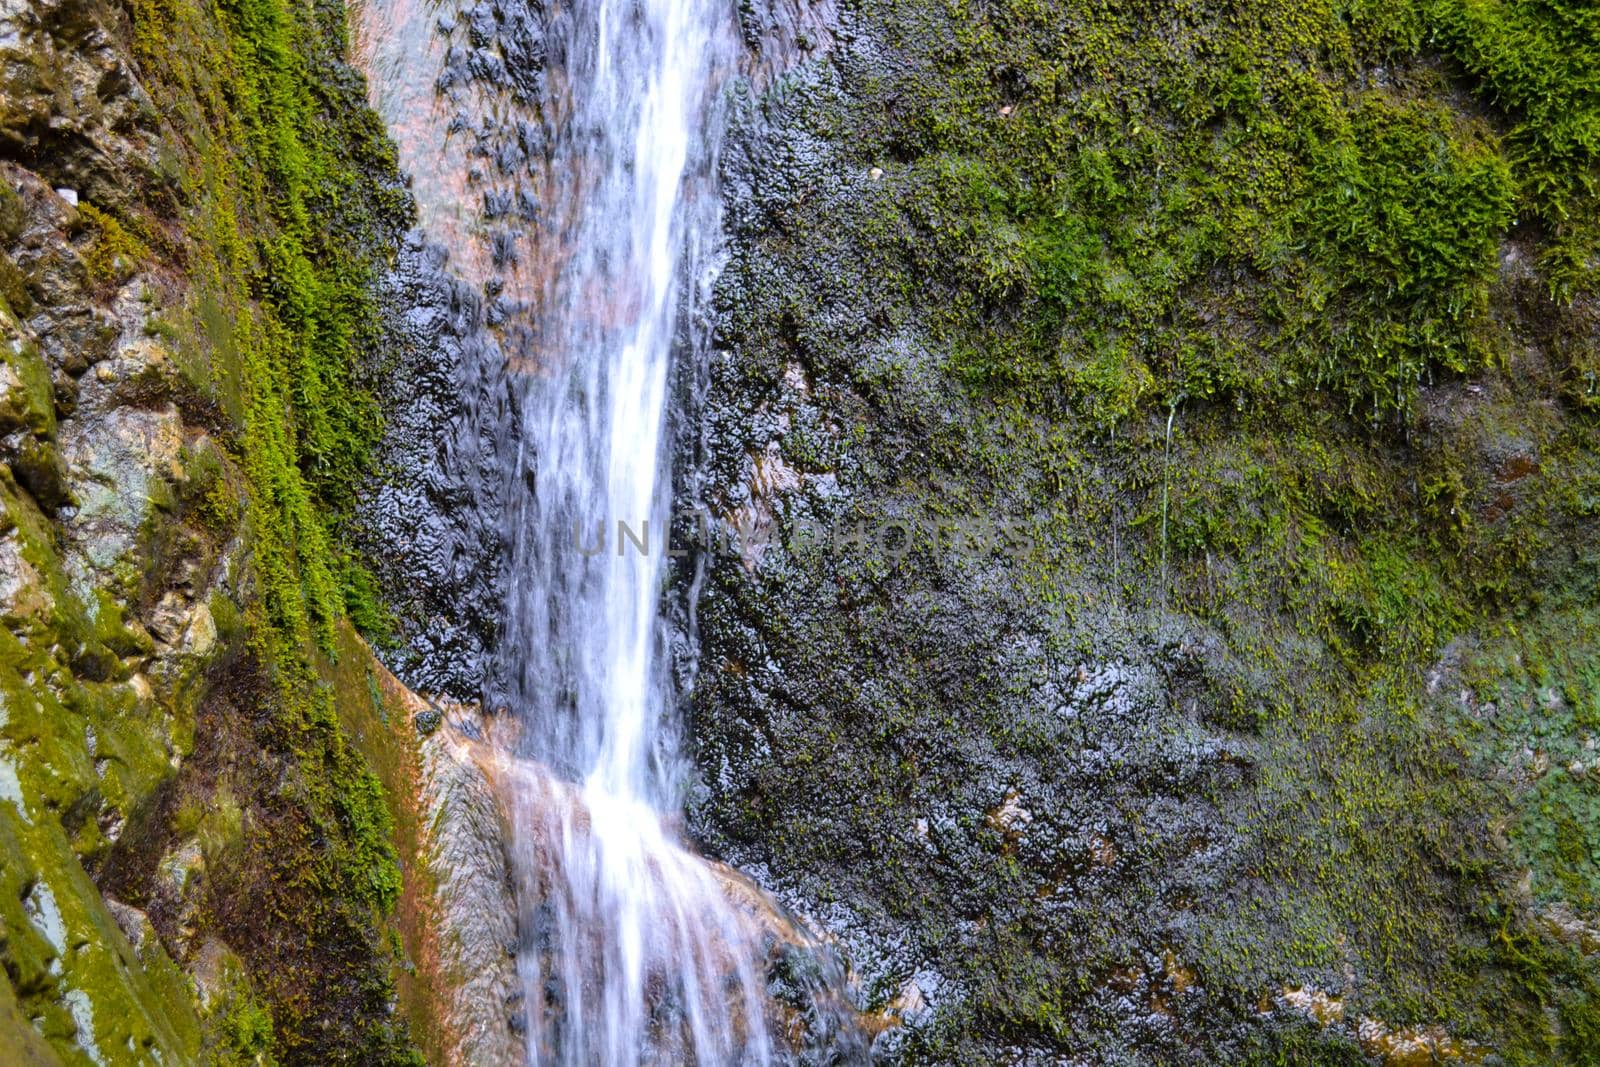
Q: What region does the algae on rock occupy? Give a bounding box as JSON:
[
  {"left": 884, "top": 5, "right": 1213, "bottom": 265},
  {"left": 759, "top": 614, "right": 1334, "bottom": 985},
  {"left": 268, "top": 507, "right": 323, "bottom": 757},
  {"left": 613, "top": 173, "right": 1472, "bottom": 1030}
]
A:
[
  {"left": 0, "top": 0, "right": 436, "bottom": 1062},
  {"left": 683, "top": 0, "right": 1600, "bottom": 1061}
]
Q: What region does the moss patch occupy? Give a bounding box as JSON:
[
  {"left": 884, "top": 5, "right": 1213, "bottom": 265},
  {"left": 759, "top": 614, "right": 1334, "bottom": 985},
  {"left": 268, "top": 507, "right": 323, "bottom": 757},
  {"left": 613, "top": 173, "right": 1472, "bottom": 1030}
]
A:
[{"left": 697, "top": 0, "right": 1600, "bottom": 1058}]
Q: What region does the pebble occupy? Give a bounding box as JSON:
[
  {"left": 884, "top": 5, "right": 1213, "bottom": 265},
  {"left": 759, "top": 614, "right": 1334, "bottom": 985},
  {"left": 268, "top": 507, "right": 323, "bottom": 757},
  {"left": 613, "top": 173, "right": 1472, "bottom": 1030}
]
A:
[{"left": 54, "top": 187, "right": 78, "bottom": 206}]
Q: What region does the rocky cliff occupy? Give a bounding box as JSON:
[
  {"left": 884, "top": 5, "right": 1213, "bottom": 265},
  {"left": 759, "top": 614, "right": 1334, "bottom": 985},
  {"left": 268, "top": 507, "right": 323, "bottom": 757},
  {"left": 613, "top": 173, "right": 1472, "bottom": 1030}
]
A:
[
  {"left": 683, "top": 0, "right": 1600, "bottom": 1061},
  {"left": 2, "top": 0, "right": 1598, "bottom": 1064},
  {"left": 0, "top": 0, "right": 444, "bottom": 1061}
]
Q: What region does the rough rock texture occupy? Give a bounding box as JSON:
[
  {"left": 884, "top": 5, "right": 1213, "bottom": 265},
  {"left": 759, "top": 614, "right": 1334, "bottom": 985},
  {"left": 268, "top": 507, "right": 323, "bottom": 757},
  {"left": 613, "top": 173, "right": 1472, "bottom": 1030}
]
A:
[
  {"left": 0, "top": 164, "right": 219, "bottom": 1065},
  {"left": 677, "top": 0, "right": 1600, "bottom": 1062},
  {"left": 0, "top": 0, "right": 438, "bottom": 1062},
  {"left": 0, "top": 0, "right": 160, "bottom": 210},
  {"left": 349, "top": 0, "right": 530, "bottom": 704},
  {"left": 354, "top": 235, "right": 514, "bottom": 700},
  {"left": 345, "top": 0, "right": 1595, "bottom": 1061},
  {"left": 403, "top": 696, "right": 523, "bottom": 1066},
  {"left": 10, "top": 0, "right": 1593, "bottom": 1063}
]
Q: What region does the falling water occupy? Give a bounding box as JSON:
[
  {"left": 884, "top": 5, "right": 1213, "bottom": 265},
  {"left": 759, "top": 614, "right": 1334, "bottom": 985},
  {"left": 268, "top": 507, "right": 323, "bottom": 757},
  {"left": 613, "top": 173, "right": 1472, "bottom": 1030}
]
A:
[
  {"left": 493, "top": 0, "right": 773, "bottom": 1057},
  {"left": 356, "top": 0, "right": 851, "bottom": 1059}
]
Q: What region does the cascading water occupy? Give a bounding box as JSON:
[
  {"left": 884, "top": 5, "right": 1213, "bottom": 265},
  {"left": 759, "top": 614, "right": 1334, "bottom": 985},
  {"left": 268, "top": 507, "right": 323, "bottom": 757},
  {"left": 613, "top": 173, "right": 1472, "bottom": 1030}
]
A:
[
  {"left": 492, "top": 0, "right": 776, "bottom": 1061},
  {"left": 357, "top": 0, "right": 862, "bottom": 1060}
]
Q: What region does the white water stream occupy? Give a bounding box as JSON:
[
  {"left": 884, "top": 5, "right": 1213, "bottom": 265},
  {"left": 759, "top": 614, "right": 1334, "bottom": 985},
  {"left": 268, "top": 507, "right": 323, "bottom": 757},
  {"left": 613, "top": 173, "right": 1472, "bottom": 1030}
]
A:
[
  {"left": 359, "top": 0, "right": 779, "bottom": 1061},
  {"left": 498, "top": 0, "right": 773, "bottom": 1054}
]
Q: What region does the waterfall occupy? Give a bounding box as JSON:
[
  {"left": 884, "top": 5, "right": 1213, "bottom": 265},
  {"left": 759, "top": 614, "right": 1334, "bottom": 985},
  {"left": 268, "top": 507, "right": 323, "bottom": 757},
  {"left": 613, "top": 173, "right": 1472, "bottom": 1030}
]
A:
[
  {"left": 494, "top": 0, "right": 773, "bottom": 1061},
  {"left": 357, "top": 0, "right": 783, "bottom": 1062}
]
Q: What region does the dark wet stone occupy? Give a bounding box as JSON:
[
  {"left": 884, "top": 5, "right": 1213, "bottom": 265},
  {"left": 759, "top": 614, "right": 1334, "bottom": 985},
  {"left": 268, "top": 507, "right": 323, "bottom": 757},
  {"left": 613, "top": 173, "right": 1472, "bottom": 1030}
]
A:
[
  {"left": 11, "top": 436, "right": 73, "bottom": 513},
  {"left": 355, "top": 237, "right": 516, "bottom": 699}
]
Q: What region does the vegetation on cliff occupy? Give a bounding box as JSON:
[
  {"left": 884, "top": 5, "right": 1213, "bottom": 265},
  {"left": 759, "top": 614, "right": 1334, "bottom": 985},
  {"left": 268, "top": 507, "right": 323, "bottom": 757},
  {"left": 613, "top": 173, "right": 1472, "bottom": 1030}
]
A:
[
  {"left": 693, "top": 0, "right": 1600, "bottom": 1061},
  {"left": 4, "top": 0, "right": 1596, "bottom": 1061},
  {"left": 105, "top": 0, "right": 420, "bottom": 1057},
  {"left": 0, "top": 0, "right": 422, "bottom": 1061}
]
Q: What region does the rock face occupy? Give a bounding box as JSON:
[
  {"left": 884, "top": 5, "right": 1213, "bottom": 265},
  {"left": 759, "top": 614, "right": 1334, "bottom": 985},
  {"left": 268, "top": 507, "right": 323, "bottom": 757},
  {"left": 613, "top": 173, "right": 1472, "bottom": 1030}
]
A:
[
  {"left": 673, "top": 0, "right": 1600, "bottom": 1062},
  {"left": 0, "top": 163, "right": 223, "bottom": 1065},
  {"left": 5, "top": 0, "right": 1598, "bottom": 1064},
  {"left": 0, "top": 0, "right": 435, "bottom": 1063},
  {"left": 0, "top": 0, "right": 160, "bottom": 209},
  {"left": 354, "top": 235, "right": 515, "bottom": 700},
  {"left": 348, "top": 0, "right": 1599, "bottom": 1060},
  {"left": 390, "top": 689, "right": 524, "bottom": 1067},
  {"left": 349, "top": 0, "right": 534, "bottom": 701}
]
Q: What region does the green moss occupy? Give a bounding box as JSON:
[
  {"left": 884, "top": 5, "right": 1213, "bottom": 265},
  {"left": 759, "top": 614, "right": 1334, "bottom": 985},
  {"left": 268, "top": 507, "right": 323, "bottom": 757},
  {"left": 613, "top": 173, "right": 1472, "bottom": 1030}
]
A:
[
  {"left": 1427, "top": 0, "right": 1600, "bottom": 299},
  {"left": 178, "top": 939, "right": 281, "bottom": 1066},
  {"left": 0, "top": 178, "right": 26, "bottom": 243},
  {"left": 0, "top": 0, "right": 418, "bottom": 1059},
  {"left": 340, "top": 557, "right": 399, "bottom": 647},
  {"left": 175, "top": 786, "right": 245, "bottom": 866},
  {"left": 1295, "top": 94, "right": 1515, "bottom": 413},
  {"left": 90, "top": 591, "right": 153, "bottom": 659},
  {"left": 75, "top": 203, "right": 150, "bottom": 286},
  {"left": 122, "top": 0, "right": 408, "bottom": 648},
  {"left": 836, "top": 0, "right": 1590, "bottom": 424},
  {"left": 714, "top": 0, "right": 1600, "bottom": 1056},
  {"left": 83, "top": 0, "right": 421, "bottom": 1059},
  {"left": 1, "top": 336, "right": 56, "bottom": 438},
  {"left": 0, "top": 619, "right": 204, "bottom": 1061},
  {"left": 331, "top": 765, "right": 403, "bottom": 914},
  {"left": 0, "top": 252, "right": 31, "bottom": 317},
  {"left": 224, "top": 993, "right": 277, "bottom": 1065}
]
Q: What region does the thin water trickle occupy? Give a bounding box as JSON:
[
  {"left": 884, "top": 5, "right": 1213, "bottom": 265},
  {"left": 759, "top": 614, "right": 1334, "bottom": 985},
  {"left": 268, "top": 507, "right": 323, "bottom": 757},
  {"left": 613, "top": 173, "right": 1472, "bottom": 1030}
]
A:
[{"left": 359, "top": 0, "right": 782, "bottom": 1061}]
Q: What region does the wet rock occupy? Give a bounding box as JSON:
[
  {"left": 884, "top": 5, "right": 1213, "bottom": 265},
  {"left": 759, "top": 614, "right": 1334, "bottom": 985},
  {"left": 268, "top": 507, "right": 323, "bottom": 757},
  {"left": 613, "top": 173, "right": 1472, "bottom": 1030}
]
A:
[
  {"left": 1277, "top": 985, "right": 1478, "bottom": 1065},
  {"left": 679, "top": 13, "right": 1268, "bottom": 1057},
  {"left": 185, "top": 937, "right": 255, "bottom": 1017},
  {"left": 1537, "top": 900, "right": 1600, "bottom": 953},
  {"left": 1356, "top": 1018, "right": 1478, "bottom": 1065},
  {"left": 737, "top": 0, "right": 839, "bottom": 87},
  {"left": 102, "top": 897, "right": 154, "bottom": 957},
  {"left": 21, "top": 878, "right": 67, "bottom": 964},
  {"left": 142, "top": 593, "right": 218, "bottom": 661},
  {"left": 60, "top": 399, "right": 183, "bottom": 578},
  {"left": 360, "top": 661, "right": 524, "bottom": 1067},
  {"left": 1279, "top": 985, "right": 1344, "bottom": 1026},
  {"left": 68, "top": 638, "right": 118, "bottom": 682},
  {"left": 489, "top": 748, "right": 870, "bottom": 1061},
  {"left": 987, "top": 789, "right": 1032, "bottom": 838},
  {"left": 352, "top": 238, "right": 513, "bottom": 699},
  {"left": 415, "top": 721, "right": 523, "bottom": 1065},
  {"left": 145, "top": 592, "right": 190, "bottom": 645},
  {"left": 11, "top": 436, "right": 73, "bottom": 512},
  {"left": 184, "top": 603, "right": 216, "bottom": 657}
]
